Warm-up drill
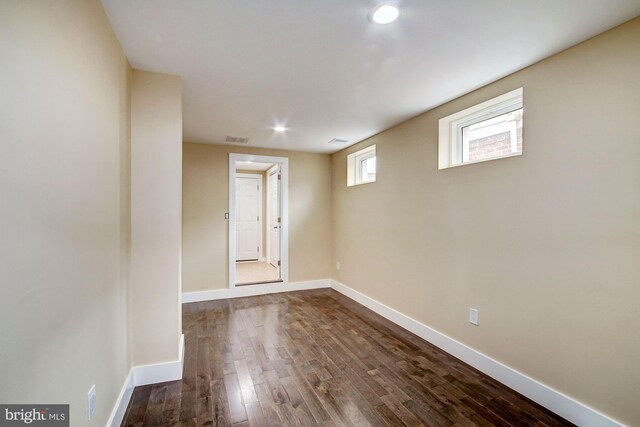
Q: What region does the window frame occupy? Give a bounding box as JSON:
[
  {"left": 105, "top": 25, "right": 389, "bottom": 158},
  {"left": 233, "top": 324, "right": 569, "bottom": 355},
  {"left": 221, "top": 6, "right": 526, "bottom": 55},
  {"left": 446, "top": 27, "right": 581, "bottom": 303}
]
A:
[
  {"left": 438, "top": 88, "right": 523, "bottom": 169},
  {"left": 347, "top": 144, "right": 376, "bottom": 187}
]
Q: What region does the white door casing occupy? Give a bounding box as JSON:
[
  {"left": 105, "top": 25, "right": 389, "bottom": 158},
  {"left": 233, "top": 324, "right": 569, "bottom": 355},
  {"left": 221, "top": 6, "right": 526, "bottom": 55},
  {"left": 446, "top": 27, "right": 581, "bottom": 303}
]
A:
[
  {"left": 267, "top": 165, "right": 281, "bottom": 271},
  {"left": 235, "top": 174, "right": 261, "bottom": 261},
  {"left": 228, "top": 153, "right": 288, "bottom": 289}
]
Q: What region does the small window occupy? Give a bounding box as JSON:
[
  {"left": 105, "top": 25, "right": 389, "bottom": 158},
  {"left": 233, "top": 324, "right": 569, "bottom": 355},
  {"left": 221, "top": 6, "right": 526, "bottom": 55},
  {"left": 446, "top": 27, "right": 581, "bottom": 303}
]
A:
[
  {"left": 438, "top": 88, "right": 523, "bottom": 169},
  {"left": 347, "top": 145, "right": 376, "bottom": 186}
]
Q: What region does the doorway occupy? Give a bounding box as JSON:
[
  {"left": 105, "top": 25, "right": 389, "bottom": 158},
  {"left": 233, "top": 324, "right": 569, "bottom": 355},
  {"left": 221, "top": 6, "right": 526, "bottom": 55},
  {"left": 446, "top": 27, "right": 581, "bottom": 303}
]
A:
[{"left": 229, "top": 154, "right": 288, "bottom": 287}]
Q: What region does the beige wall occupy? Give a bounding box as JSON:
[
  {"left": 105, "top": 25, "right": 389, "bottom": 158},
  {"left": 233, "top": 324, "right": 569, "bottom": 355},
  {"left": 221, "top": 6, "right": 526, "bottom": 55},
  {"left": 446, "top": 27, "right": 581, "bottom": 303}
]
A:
[
  {"left": 331, "top": 18, "right": 640, "bottom": 426},
  {"left": 183, "top": 143, "right": 332, "bottom": 292},
  {"left": 130, "top": 71, "right": 183, "bottom": 366},
  {"left": 2, "top": 1, "right": 636, "bottom": 424},
  {"left": 0, "top": 0, "right": 132, "bottom": 425}
]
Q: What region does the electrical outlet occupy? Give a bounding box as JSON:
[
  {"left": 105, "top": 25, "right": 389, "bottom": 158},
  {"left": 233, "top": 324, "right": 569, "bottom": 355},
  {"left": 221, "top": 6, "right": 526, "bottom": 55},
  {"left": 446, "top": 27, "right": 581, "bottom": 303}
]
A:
[
  {"left": 336, "top": 261, "right": 340, "bottom": 270},
  {"left": 469, "top": 308, "right": 479, "bottom": 326},
  {"left": 87, "top": 385, "right": 96, "bottom": 420}
]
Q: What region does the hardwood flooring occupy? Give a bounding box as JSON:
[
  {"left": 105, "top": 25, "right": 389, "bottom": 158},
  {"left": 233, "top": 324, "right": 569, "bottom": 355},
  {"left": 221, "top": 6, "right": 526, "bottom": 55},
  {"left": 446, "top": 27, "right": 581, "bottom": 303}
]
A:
[{"left": 121, "top": 289, "right": 573, "bottom": 426}]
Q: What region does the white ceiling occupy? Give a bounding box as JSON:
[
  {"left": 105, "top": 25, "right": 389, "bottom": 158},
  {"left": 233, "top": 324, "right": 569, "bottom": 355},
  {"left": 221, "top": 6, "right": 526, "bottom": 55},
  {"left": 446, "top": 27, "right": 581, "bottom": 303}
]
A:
[
  {"left": 102, "top": 0, "right": 640, "bottom": 153},
  {"left": 236, "top": 161, "right": 274, "bottom": 172}
]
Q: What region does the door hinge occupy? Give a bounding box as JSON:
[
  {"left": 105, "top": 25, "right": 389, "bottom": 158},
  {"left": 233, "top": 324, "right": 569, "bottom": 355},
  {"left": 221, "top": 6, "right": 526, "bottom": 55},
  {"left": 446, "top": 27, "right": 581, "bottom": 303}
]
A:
[
  {"left": 257, "top": 215, "right": 259, "bottom": 221},
  {"left": 277, "top": 217, "right": 281, "bottom": 223},
  {"left": 277, "top": 260, "right": 281, "bottom": 266},
  {"left": 257, "top": 185, "right": 259, "bottom": 190},
  {"left": 277, "top": 174, "right": 281, "bottom": 180}
]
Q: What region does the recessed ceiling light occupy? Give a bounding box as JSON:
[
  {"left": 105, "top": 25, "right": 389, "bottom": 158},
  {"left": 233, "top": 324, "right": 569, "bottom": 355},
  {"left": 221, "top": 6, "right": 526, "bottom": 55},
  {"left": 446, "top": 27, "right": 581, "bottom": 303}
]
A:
[
  {"left": 273, "top": 126, "right": 287, "bottom": 132},
  {"left": 369, "top": 4, "right": 399, "bottom": 24}
]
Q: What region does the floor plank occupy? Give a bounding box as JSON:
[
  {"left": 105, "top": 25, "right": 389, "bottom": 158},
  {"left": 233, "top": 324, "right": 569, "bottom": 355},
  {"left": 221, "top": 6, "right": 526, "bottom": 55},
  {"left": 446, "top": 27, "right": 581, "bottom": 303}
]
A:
[{"left": 121, "top": 289, "right": 574, "bottom": 426}]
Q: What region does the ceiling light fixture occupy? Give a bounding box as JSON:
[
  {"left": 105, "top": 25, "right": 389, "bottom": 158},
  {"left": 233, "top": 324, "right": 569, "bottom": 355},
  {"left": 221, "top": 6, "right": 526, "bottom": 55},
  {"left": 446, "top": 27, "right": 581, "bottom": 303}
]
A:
[
  {"left": 273, "top": 126, "right": 287, "bottom": 132},
  {"left": 369, "top": 4, "right": 399, "bottom": 24}
]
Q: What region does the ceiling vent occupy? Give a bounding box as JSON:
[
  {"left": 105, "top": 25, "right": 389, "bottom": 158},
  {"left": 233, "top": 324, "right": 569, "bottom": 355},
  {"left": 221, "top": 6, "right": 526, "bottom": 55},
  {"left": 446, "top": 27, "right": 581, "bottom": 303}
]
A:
[
  {"left": 225, "top": 136, "right": 249, "bottom": 144},
  {"left": 328, "top": 138, "right": 348, "bottom": 145}
]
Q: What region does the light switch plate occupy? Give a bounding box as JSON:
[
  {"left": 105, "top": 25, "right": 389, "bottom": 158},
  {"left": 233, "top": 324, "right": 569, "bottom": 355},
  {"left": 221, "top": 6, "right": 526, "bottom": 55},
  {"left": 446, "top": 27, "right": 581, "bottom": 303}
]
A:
[
  {"left": 469, "top": 308, "right": 479, "bottom": 326},
  {"left": 87, "top": 385, "right": 96, "bottom": 420}
]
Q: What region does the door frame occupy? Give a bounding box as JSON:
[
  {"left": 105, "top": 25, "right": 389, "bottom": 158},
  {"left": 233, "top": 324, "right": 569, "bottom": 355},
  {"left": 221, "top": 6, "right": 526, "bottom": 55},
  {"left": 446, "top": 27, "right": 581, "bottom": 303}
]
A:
[
  {"left": 235, "top": 173, "right": 262, "bottom": 261},
  {"left": 229, "top": 153, "right": 289, "bottom": 289},
  {"left": 265, "top": 164, "right": 279, "bottom": 268}
]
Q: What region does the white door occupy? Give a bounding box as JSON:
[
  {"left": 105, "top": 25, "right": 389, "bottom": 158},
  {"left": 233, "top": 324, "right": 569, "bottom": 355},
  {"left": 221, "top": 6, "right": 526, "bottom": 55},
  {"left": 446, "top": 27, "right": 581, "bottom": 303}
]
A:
[
  {"left": 236, "top": 175, "right": 261, "bottom": 261},
  {"left": 267, "top": 167, "right": 281, "bottom": 270}
]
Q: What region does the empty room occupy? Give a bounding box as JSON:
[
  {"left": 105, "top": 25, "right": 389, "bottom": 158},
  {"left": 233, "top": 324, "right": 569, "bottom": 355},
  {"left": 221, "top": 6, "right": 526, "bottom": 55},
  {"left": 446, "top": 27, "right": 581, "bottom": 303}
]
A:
[{"left": 1, "top": 1, "right": 639, "bottom": 426}]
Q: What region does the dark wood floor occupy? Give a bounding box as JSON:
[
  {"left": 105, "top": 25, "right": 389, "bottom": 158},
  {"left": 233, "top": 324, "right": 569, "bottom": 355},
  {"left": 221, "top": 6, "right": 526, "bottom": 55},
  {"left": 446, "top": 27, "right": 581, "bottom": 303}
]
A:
[{"left": 121, "top": 289, "right": 573, "bottom": 426}]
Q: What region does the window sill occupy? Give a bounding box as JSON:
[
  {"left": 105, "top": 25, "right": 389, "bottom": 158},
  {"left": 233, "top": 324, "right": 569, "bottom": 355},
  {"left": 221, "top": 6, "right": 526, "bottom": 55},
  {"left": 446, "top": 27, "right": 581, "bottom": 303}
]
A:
[
  {"left": 441, "top": 151, "right": 522, "bottom": 170},
  {"left": 347, "top": 180, "right": 376, "bottom": 188}
]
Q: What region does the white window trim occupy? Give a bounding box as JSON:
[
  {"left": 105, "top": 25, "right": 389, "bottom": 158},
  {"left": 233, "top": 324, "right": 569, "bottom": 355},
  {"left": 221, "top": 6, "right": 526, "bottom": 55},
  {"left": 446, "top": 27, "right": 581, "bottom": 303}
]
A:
[
  {"left": 438, "top": 87, "right": 523, "bottom": 169},
  {"left": 347, "top": 144, "right": 376, "bottom": 187},
  {"left": 355, "top": 149, "right": 375, "bottom": 183}
]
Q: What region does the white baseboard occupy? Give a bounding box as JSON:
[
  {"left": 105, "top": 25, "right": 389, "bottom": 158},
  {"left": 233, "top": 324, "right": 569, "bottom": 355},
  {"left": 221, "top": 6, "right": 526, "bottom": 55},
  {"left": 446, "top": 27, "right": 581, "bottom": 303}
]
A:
[
  {"left": 108, "top": 334, "right": 185, "bottom": 427},
  {"left": 106, "top": 367, "right": 135, "bottom": 427},
  {"left": 182, "top": 279, "right": 331, "bottom": 303},
  {"left": 134, "top": 334, "right": 185, "bottom": 386},
  {"left": 330, "top": 280, "right": 623, "bottom": 427}
]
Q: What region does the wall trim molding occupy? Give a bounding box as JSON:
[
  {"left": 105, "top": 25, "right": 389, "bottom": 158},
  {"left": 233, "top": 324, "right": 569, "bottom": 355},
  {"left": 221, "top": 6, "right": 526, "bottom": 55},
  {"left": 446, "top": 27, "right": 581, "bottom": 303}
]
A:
[
  {"left": 106, "top": 368, "right": 135, "bottom": 427},
  {"left": 182, "top": 279, "right": 331, "bottom": 303},
  {"left": 108, "top": 334, "right": 185, "bottom": 427},
  {"left": 134, "top": 334, "right": 185, "bottom": 386},
  {"left": 329, "top": 280, "right": 623, "bottom": 427}
]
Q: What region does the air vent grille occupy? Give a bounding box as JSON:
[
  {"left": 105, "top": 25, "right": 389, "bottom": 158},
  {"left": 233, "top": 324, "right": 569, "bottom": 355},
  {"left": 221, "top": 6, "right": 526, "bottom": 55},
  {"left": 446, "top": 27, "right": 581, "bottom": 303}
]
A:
[
  {"left": 225, "top": 136, "right": 249, "bottom": 144},
  {"left": 328, "top": 138, "right": 348, "bottom": 145}
]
